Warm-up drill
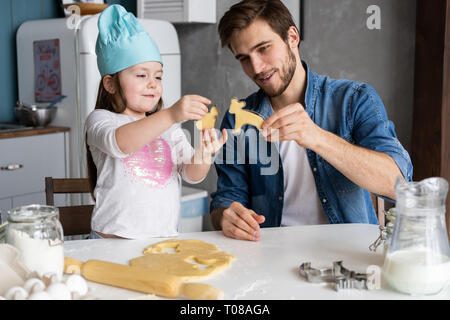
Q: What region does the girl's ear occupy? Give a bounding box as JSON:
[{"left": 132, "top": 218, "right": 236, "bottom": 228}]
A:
[{"left": 103, "top": 75, "right": 117, "bottom": 94}]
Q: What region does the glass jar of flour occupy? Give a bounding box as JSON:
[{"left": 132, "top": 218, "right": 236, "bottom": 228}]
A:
[{"left": 5, "top": 204, "right": 64, "bottom": 280}]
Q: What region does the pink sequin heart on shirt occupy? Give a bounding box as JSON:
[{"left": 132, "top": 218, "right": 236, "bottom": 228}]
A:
[{"left": 122, "top": 138, "right": 173, "bottom": 187}]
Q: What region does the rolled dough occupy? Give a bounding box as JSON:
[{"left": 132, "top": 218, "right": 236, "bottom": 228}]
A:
[{"left": 129, "top": 239, "right": 234, "bottom": 281}]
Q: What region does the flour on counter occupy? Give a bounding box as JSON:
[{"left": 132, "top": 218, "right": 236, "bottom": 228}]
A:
[{"left": 232, "top": 279, "right": 270, "bottom": 300}]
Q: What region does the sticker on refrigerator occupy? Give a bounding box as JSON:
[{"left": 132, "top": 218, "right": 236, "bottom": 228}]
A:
[{"left": 33, "top": 39, "right": 62, "bottom": 102}]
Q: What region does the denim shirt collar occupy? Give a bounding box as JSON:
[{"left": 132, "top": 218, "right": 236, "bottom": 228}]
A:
[
  {"left": 303, "top": 60, "right": 318, "bottom": 118},
  {"left": 257, "top": 60, "right": 318, "bottom": 120}
]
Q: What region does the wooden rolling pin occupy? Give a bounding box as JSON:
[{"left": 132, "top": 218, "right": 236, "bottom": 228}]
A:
[{"left": 64, "top": 257, "right": 224, "bottom": 300}]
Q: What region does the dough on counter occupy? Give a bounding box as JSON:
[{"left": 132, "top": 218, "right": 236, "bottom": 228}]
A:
[{"left": 129, "top": 239, "right": 234, "bottom": 281}]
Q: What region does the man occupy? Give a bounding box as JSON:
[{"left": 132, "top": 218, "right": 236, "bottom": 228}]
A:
[{"left": 210, "top": 0, "right": 413, "bottom": 241}]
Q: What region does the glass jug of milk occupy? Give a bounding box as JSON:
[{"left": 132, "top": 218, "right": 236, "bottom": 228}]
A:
[{"left": 383, "top": 177, "right": 450, "bottom": 296}]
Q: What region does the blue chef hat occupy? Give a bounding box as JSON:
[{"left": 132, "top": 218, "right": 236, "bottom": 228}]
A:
[{"left": 95, "top": 4, "right": 163, "bottom": 77}]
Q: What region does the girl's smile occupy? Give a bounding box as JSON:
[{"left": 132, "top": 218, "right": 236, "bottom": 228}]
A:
[{"left": 117, "top": 61, "right": 164, "bottom": 118}]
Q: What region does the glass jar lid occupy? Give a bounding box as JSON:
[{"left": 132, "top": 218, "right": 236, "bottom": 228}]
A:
[{"left": 7, "top": 204, "right": 59, "bottom": 223}]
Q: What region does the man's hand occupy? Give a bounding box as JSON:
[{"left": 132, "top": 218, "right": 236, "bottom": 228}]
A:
[
  {"left": 261, "top": 103, "right": 324, "bottom": 150},
  {"left": 221, "top": 202, "right": 265, "bottom": 241},
  {"left": 261, "top": 103, "right": 401, "bottom": 199}
]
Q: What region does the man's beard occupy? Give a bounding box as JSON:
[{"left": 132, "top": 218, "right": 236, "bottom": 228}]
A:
[{"left": 255, "top": 47, "right": 297, "bottom": 98}]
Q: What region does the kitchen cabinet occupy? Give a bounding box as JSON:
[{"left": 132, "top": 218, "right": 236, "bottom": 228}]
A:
[
  {"left": 180, "top": 186, "right": 208, "bottom": 232},
  {"left": 412, "top": 0, "right": 450, "bottom": 237},
  {"left": 137, "top": 0, "right": 216, "bottom": 23},
  {"left": 0, "top": 129, "right": 69, "bottom": 216}
]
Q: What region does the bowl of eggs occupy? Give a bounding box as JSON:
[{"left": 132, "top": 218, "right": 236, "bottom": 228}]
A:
[
  {"left": 0, "top": 243, "right": 96, "bottom": 300},
  {"left": 1, "top": 273, "right": 95, "bottom": 300}
]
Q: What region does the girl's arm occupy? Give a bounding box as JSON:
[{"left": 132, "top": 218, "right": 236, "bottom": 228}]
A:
[
  {"left": 115, "top": 95, "right": 210, "bottom": 154},
  {"left": 183, "top": 129, "right": 228, "bottom": 182},
  {"left": 115, "top": 108, "right": 174, "bottom": 154}
]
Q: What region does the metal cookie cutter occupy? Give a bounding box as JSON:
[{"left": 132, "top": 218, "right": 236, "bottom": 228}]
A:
[
  {"left": 369, "top": 208, "right": 396, "bottom": 252},
  {"left": 299, "top": 261, "right": 369, "bottom": 291},
  {"left": 369, "top": 225, "right": 388, "bottom": 252}
]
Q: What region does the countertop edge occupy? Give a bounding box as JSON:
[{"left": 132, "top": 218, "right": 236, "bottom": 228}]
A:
[{"left": 0, "top": 126, "right": 70, "bottom": 139}]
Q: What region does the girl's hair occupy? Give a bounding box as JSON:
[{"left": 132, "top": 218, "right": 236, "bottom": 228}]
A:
[
  {"left": 86, "top": 72, "right": 163, "bottom": 199},
  {"left": 218, "top": 0, "right": 298, "bottom": 49}
]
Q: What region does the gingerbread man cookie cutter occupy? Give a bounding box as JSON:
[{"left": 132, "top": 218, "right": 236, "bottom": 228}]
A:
[{"left": 299, "top": 261, "right": 370, "bottom": 291}]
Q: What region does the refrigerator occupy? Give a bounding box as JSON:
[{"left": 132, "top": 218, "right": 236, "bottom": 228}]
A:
[
  {"left": 16, "top": 15, "right": 207, "bottom": 232},
  {"left": 16, "top": 15, "right": 181, "bottom": 182}
]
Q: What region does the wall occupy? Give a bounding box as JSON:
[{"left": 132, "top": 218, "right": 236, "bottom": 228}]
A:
[
  {"left": 175, "top": 0, "right": 416, "bottom": 229},
  {"left": 0, "top": 0, "right": 135, "bottom": 123},
  {"left": 300, "top": 0, "right": 416, "bottom": 154}
]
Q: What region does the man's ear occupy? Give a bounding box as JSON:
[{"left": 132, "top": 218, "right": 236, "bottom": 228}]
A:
[
  {"left": 103, "top": 75, "right": 117, "bottom": 94},
  {"left": 287, "top": 26, "right": 300, "bottom": 49}
]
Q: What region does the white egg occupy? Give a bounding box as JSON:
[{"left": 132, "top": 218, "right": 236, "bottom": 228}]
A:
[
  {"left": 65, "top": 274, "right": 88, "bottom": 296},
  {"left": 4, "top": 286, "right": 29, "bottom": 300},
  {"left": 23, "top": 278, "right": 46, "bottom": 294},
  {"left": 46, "top": 283, "right": 72, "bottom": 300},
  {"left": 28, "top": 291, "right": 52, "bottom": 300},
  {"left": 43, "top": 272, "right": 60, "bottom": 284}
]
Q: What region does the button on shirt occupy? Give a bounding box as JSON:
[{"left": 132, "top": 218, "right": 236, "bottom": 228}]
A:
[{"left": 210, "top": 60, "right": 413, "bottom": 227}]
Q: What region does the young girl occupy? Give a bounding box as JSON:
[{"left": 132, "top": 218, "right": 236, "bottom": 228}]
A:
[{"left": 85, "top": 5, "right": 227, "bottom": 239}]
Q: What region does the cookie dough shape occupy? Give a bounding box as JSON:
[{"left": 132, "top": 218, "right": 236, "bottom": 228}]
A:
[
  {"left": 196, "top": 106, "right": 219, "bottom": 130},
  {"left": 129, "top": 239, "right": 235, "bottom": 281},
  {"left": 229, "top": 98, "right": 264, "bottom": 134}
]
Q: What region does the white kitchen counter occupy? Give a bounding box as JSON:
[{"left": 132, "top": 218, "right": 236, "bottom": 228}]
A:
[{"left": 63, "top": 224, "right": 450, "bottom": 300}]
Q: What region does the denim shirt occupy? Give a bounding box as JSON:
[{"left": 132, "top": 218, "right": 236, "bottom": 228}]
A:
[{"left": 210, "top": 61, "right": 413, "bottom": 226}]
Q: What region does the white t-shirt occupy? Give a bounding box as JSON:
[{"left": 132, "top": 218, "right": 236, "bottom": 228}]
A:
[
  {"left": 279, "top": 140, "right": 328, "bottom": 226},
  {"left": 85, "top": 109, "right": 200, "bottom": 239}
]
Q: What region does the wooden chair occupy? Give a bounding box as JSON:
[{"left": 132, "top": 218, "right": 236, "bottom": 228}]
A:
[
  {"left": 371, "top": 194, "right": 386, "bottom": 227},
  {"left": 45, "top": 177, "right": 94, "bottom": 236}
]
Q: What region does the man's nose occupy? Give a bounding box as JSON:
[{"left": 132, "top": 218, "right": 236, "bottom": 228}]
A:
[{"left": 250, "top": 56, "right": 265, "bottom": 76}]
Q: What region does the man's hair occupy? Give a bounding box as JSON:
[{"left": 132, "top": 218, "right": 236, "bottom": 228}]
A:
[{"left": 218, "top": 0, "right": 298, "bottom": 49}]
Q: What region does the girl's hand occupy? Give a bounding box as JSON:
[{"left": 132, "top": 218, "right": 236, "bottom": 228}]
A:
[
  {"left": 198, "top": 128, "right": 228, "bottom": 164},
  {"left": 169, "top": 95, "right": 210, "bottom": 124}
]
